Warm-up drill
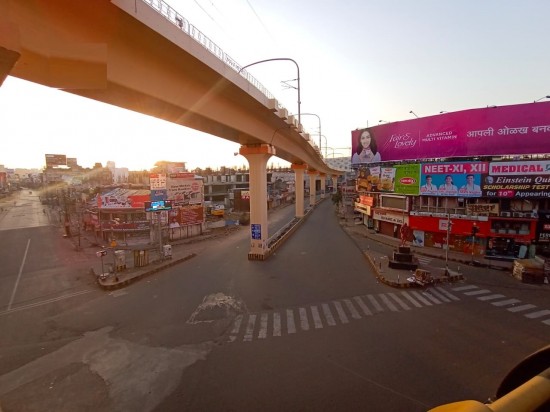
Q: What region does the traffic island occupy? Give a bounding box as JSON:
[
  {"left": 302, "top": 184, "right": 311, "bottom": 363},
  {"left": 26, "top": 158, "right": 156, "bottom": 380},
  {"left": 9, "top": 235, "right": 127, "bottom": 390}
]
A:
[{"left": 364, "top": 251, "right": 464, "bottom": 288}]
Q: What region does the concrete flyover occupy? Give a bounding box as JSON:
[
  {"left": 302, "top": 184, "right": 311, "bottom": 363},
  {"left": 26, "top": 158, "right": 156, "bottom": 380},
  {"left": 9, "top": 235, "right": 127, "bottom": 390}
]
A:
[{"left": 0, "top": 0, "right": 342, "bottom": 259}]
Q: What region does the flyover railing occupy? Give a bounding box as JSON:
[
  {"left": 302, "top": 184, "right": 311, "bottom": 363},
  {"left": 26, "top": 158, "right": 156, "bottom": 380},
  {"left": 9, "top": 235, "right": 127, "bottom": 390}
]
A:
[
  {"left": 141, "top": 0, "right": 274, "bottom": 100},
  {"left": 140, "top": 0, "right": 323, "bottom": 157}
]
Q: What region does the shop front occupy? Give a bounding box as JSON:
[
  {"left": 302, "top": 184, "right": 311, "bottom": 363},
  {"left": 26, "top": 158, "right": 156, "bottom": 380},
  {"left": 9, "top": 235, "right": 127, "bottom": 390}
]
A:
[
  {"left": 486, "top": 217, "right": 537, "bottom": 259},
  {"left": 408, "top": 213, "right": 489, "bottom": 256},
  {"left": 372, "top": 208, "right": 408, "bottom": 238}
]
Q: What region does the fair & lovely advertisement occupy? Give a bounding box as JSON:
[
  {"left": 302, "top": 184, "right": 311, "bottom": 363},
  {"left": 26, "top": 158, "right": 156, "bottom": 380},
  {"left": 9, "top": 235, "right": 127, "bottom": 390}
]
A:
[{"left": 351, "top": 101, "right": 550, "bottom": 164}]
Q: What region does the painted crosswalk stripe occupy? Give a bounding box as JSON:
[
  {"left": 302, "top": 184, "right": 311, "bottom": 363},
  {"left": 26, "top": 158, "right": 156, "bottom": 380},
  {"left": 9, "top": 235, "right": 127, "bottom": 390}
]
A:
[
  {"left": 244, "top": 314, "right": 257, "bottom": 342},
  {"left": 453, "top": 285, "right": 478, "bottom": 291},
  {"left": 322, "top": 303, "right": 336, "bottom": 326},
  {"left": 273, "top": 312, "right": 281, "bottom": 336},
  {"left": 409, "top": 290, "right": 433, "bottom": 306},
  {"left": 231, "top": 315, "right": 243, "bottom": 335},
  {"left": 367, "top": 294, "right": 384, "bottom": 312},
  {"left": 464, "top": 289, "right": 491, "bottom": 296},
  {"left": 311, "top": 305, "right": 323, "bottom": 329},
  {"left": 344, "top": 299, "right": 361, "bottom": 319},
  {"left": 379, "top": 294, "right": 399, "bottom": 312},
  {"left": 258, "top": 313, "right": 268, "bottom": 339},
  {"left": 400, "top": 291, "right": 423, "bottom": 308},
  {"left": 287, "top": 309, "right": 296, "bottom": 334},
  {"left": 333, "top": 301, "right": 349, "bottom": 324},
  {"left": 428, "top": 289, "right": 451, "bottom": 303},
  {"left": 354, "top": 296, "right": 373, "bottom": 316},
  {"left": 434, "top": 287, "right": 460, "bottom": 301},
  {"left": 524, "top": 309, "right": 550, "bottom": 319},
  {"left": 299, "top": 307, "right": 310, "bottom": 331},
  {"left": 477, "top": 294, "right": 505, "bottom": 301},
  {"left": 422, "top": 291, "right": 442, "bottom": 304},
  {"left": 507, "top": 304, "right": 537, "bottom": 313},
  {"left": 492, "top": 298, "right": 521, "bottom": 307},
  {"left": 388, "top": 293, "right": 411, "bottom": 310},
  {"left": 542, "top": 318, "right": 550, "bottom": 326}
]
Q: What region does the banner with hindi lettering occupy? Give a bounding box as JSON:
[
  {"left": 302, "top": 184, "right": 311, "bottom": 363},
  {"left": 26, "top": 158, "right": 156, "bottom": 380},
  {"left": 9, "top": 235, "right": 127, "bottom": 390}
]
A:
[{"left": 351, "top": 101, "right": 550, "bottom": 164}]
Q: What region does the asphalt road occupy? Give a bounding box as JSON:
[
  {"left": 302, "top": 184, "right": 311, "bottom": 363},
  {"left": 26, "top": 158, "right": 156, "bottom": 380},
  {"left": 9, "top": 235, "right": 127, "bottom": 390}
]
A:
[{"left": 0, "top": 193, "right": 548, "bottom": 411}]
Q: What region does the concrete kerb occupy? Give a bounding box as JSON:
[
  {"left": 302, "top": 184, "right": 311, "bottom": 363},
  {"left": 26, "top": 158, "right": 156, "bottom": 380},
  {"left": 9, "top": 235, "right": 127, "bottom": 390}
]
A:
[{"left": 96, "top": 253, "right": 197, "bottom": 290}]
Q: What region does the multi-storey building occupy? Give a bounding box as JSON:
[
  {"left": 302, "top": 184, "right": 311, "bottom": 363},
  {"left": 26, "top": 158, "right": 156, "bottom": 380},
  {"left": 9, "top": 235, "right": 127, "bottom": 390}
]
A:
[{"left": 352, "top": 101, "right": 550, "bottom": 260}]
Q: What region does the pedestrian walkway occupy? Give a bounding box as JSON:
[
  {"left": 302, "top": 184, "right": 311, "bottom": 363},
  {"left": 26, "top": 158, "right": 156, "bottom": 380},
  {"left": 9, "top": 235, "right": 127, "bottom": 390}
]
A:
[
  {"left": 225, "top": 286, "right": 463, "bottom": 343},
  {"left": 451, "top": 284, "right": 550, "bottom": 327}
]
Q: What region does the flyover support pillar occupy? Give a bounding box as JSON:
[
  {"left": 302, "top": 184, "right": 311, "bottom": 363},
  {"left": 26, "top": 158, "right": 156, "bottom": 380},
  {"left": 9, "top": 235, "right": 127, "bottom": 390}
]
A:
[
  {"left": 308, "top": 169, "right": 318, "bottom": 207},
  {"left": 240, "top": 144, "right": 275, "bottom": 260},
  {"left": 291, "top": 163, "right": 307, "bottom": 218},
  {"left": 319, "top": 173, "right": 326, "bottom": 199}
]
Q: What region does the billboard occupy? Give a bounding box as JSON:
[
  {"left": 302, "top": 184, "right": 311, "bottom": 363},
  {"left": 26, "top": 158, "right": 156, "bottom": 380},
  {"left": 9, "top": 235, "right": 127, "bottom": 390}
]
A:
[
  {"left": 357, "top": 164, "right": 420, "bottom": 195},
  {"left": 166, "top": 173, "right": 203, "bottom": 206},
  {"left": 351, "top": 101, "right": 550, "bottom": 164},
  {"left": 420, "top": 162, "right": 487, "bottom": 197},
  {"left": 481, "top": 160, "right": 550, "bottom": 198},
  {"left": 45, "top": 154, "right": 67, "bottom": 167}
]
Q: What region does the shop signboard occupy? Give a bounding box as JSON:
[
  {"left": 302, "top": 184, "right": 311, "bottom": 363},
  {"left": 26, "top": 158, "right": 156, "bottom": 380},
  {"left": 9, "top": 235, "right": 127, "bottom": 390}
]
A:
[
  {"left": 466, "top": 203, "right": 500, "bottom": 215},
  {"left": 372, "top": 209, "right": 406, "bottom": 225},
  {"left": 482, "top": 160, "right": 550, "bottom": 199},
  {"left": 420, "top": 161, "right": 487, "bottom": 197},
  {"left": 351, "top": 101, "right": 550, "bottom": 163}
]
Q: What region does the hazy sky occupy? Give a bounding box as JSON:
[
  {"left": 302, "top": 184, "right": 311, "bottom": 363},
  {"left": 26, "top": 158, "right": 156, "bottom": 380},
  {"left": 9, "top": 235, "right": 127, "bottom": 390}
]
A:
[{"left": 1, "top": 0, "right": 549, "bottom": 171}]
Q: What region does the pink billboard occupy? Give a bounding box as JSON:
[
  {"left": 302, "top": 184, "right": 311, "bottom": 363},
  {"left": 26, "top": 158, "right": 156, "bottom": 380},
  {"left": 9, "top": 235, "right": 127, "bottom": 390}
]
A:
[{"left": 351, "top": 101, "right": 550, "bottom": 164}]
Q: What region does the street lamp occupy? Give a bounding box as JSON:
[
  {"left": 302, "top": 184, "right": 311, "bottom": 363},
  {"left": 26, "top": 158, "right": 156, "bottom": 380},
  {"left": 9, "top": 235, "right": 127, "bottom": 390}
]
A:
[
  {"left": 409, "top": 110, "right": 419, "bottom": 118},
  {"left": 320, "top": 134, "right": 328, "bottom": 158},
  {"left": 439, "top": 111, "right": 448, "bottom": 114},
  {"left": 534, "top": 95, "right": 550, "bottom": 102},
  {"left": 379, "top": 120, "right": 389, "bottom": 124},
  {"left": 238, "top": 58, "right": 301, "bottom": 126},
  {"left": 295, "top": 112, "right": 322, "bottom": 152}
]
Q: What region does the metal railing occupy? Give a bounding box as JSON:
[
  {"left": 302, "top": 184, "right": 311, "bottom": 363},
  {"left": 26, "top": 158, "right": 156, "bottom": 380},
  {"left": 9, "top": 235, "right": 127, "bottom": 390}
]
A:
[
  {"left": 141, "top": 0, "right": 273, "bottom": 100},
  {"left": 139, "top": 0, "right": 323, "bottom": 157}
]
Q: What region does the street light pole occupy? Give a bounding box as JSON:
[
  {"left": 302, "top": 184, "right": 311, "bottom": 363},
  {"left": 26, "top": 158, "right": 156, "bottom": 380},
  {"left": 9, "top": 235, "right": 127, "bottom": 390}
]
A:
[
  {"left": 300, "top": 113, "right": 322, "bottom": 153},
  {"left": 534, "top": 95, "right": 550, "bottom": 102},
  {"left": 238, "top": 58, "right": 301, "bottom": 126}
]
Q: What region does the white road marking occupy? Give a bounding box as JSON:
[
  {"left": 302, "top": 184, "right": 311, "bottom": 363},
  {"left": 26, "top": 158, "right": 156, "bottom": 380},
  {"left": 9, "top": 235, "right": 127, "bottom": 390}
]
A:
[
  {"left": 477, "top": 294, "right": 505, "bottom": 301},
  {"left": 378, "top": 294, "right": 399, "bottom": 312},
  {"left": 524, "top": 309, "right": 550, "bottom": 319},
  {"left": 507, "top": 304, "right": 536, "bottom": 313},
  {"left": 491, "top": 299, "right": 521, "bottom": 307},
  {"left": 243, "top": 314, "right": 256, "bottom": 341},
  {"left": 258, "top": 313, "right": 268, "bottom": 339},
  {"left": 322, "top": 303, "right": 336, "bottom": 326},
  {"left": 353, "top": 296, "right": 373, "bottom": 315},
  {"left": 8, "top": 238, "right": 31, "bottom": 311},
  {"left": 343, "top": 299, "right": 361, "bottom": 319},
  {"left": 333, "top": 301, "right": 349, "bottom": 324},
  {"left": 310, "top": 305, "right": 323, "bottom": 329},
  {"left": 299, "top": 307, "right": 310, "bottom": 331}
]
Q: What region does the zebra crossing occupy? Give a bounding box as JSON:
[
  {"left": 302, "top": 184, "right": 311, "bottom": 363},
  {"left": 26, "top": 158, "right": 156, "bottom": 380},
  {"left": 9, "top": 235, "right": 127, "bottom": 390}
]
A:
[
  {"left": 226, "top": 287, "right": 460, "bottom": 343},
  {"left": 452, "top": 284, "right": 550, "bottom": 327}
]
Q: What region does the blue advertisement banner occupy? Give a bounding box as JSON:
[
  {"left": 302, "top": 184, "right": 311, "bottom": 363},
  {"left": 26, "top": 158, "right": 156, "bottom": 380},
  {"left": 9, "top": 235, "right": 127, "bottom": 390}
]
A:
[{"left": 420, "top": 162, "right": 486, "bottom": 197}]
